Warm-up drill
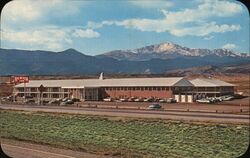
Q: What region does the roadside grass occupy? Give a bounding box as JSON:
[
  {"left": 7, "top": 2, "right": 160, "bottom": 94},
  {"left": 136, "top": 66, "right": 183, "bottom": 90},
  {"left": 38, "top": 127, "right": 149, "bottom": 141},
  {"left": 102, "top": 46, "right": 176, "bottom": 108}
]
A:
[{"left": 0, "top": 109, "right": 249, "bottom": 158}]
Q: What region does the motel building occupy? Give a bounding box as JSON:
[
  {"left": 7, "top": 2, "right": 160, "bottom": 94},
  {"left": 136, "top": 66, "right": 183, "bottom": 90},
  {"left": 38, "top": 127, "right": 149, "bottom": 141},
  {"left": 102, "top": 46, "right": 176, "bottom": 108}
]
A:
[{"left": 13, "top": 75, "right": 234, "bottom": 103}]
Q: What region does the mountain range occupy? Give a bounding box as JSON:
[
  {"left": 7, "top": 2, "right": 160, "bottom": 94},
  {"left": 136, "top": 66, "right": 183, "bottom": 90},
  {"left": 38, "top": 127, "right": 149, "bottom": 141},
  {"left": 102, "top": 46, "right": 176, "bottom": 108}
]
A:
[
  {"left": 0, "top": 42, "right": 249, "bottom": 75},
  {"left": 98, "top": 42, "right": 249, "bottom": 61}
]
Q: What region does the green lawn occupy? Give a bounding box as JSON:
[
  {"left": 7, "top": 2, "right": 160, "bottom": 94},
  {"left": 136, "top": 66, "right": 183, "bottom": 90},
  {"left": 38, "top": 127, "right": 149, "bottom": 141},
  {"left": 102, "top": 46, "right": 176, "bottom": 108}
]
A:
[{"left": 0, "top": 110, "right": 248, "bottom": 158}]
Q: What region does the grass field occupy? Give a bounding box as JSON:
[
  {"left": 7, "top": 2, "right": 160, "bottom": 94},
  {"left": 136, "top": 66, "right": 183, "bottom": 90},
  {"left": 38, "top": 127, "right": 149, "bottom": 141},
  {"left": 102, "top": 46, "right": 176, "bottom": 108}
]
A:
[{"left": 0, "top": 110, "right": 249, "bottom": 158}]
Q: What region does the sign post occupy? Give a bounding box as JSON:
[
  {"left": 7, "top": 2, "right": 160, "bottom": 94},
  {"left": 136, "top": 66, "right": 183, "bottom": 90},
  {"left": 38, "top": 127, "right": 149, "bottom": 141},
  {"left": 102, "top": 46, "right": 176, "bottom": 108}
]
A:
[
  {"left": 38, "top": 84, "right": 45, "bottom": 105},
  {"left": 10, "top": 76, "right": 29, "bottom": 102}
]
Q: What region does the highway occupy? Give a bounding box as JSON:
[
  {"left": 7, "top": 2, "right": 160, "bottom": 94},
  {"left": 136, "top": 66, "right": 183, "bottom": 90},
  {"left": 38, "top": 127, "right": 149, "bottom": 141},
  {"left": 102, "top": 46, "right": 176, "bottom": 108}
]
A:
[
  {"left": 0, "top": 104, "right": 249, "bottom": 124},
  {"left": 1, "top": 138, "right": 111, "bottom": 158}
]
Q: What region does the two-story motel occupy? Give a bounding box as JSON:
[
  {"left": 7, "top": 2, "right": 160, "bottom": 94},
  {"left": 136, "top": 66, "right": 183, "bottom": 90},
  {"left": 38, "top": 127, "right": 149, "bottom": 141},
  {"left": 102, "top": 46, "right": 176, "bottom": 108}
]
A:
[{"left": 13, "top": 76, "right": 234, "bottom": 103}]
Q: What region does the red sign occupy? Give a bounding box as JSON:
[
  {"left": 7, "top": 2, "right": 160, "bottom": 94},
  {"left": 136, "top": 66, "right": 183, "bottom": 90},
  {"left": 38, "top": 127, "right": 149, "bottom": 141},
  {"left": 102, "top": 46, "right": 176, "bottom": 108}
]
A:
[{"left": 10, "top": 76, "right": 29, "bottom": 84}]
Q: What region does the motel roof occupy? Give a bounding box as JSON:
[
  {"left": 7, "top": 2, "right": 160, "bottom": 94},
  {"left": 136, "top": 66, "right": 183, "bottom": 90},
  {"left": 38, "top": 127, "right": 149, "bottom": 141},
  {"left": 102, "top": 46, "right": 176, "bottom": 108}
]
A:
[
  {"left": 190, "top": 78, "right": 234, "bottom": 87},
  {"left": 15, "top": 79, "right": 85, "bottom": 88},
  {"left": 15, "top": 77, "right": 192, "bottom": 88}
]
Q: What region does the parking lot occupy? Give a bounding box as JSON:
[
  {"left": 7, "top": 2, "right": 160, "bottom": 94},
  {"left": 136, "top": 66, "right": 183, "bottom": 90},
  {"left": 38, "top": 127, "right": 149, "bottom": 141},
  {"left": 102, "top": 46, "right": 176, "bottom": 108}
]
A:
[{"left": 1, "top": 95, "right": 249, "bottom": 114}]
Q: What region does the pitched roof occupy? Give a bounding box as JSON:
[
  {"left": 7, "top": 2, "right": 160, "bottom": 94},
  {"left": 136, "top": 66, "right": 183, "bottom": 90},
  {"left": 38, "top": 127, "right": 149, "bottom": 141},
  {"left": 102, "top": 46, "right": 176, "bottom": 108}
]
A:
[
  {"left": 85, "top": 77, "right": 185, "bottom": 87},
  {"left": 190, "top": 78, "right": 234, "bottom": 87},
  {"left": 15, "top": 77, "right": 188, "bottom": 88},
  {"left": 15, "top": 79, "right": 84, "bottom": 88}
]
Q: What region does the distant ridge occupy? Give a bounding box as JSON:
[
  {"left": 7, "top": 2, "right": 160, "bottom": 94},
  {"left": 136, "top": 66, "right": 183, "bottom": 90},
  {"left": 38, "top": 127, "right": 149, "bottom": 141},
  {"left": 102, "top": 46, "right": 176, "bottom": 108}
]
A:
[
  {"left": 97, "top": 42, "right": 248, "bottom": 61},
  {"left": 0, "top": 42, "right": 249, "bottom": 75}
]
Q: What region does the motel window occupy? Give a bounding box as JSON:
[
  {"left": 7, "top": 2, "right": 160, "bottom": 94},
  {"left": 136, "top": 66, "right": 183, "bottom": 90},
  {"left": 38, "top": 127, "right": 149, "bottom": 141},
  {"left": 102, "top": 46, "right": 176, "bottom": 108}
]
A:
[
  {"left": 132, "top": 87, "right": 135, "bottom": 91},
  {"left": 18, "top": 88, "right": 24, "bottom": 92},
  {"left": 157, "top": 87, "right": 160, "bottom": 91},
  {"left": 31, "top": 88, "right": 36, "bottom": 92},
  {"left": 136, "top": 87, "right": 140, "bottom": 90},
  {"left": 52, "top": 88, "right": 59, "bottom": 92},
  {"left": 64, "top": 89, "right": 68, "bottom": 92},
  {"left": 181, "top": 87, "right": 186, "bottom": 91},
  {"left": 145, "top": 87, "right": 148, "bottom": 90},
  {"left": 64, "top": 94, "right": 68, "bottom": 98},
  {"left": 117, "top": 87, "right": 120, "bottom": 91},
  {"left": 124, "top": 87, "right": 127, "bottom": 91},
  {"left": 18, "top": 93, "right": 24, "bottom": 97},
  {"left": 149, "top": 87, "right": 152, "bottom": 91},
  {"left": 153, "top": 87, "right": 156, "bottom": 90},
  {"left": 52, "top": 94, "right": 59, "bottom": 98},
  {"left": 43, "top": 94, "right": 48, "bottom": 98},
  {"left": 121, "top": 87, "right": 124, "bottom": 90},
  {"left": 128, "top": 87, "right": 131, "bottom": 90},
  {"left": 31, "top": 93, "right": 36, "bottom": 97},
  {"left": 141, "top": 87, "right": 144, "bottom": 91}
]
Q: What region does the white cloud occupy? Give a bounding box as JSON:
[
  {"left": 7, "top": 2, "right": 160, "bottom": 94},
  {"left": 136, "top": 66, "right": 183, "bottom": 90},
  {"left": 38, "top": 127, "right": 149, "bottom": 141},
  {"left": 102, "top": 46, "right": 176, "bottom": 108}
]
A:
[
  {"left": 2, "top": 0, "right": 84, "bottom": 23},
  {"left": 168, "top": 22, "right": 240, "bottom": 37},
  {"left": 72, "top": 29, "right": 100, "bottom": 38},
  {"left": 1, "top": 26, "right": 100, "bottom": 51},
  {"left": 203, "top": 36, "right": 214, "bottom": 40},
  {"left": 222, "top": 43, "right": 237, "bottom": 50},
  {"left": 87, "top": 0, "right": 243, "bottom": 37},
  {"left": 2, "top": 0, "right": 41, "bottom": 21},
  {"left": 130, "top": 0, "right": 173, "bottom": 8}
]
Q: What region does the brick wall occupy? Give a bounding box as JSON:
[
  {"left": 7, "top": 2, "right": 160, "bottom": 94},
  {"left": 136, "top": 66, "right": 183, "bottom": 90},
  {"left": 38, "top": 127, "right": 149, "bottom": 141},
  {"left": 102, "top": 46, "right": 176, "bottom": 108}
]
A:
[{"left": 104, "top": 89, "right": 173, "bottom": 99}]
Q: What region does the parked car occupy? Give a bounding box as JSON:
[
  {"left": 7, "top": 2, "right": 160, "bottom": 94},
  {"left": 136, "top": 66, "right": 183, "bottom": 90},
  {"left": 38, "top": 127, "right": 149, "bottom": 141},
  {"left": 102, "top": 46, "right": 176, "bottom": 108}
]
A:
[
  {"left": 233, "top": 94, "right": 245, "bottom": 99},
  {"left": 128, "top": 97, "right": 135, "bottom": 102},
  {"left": 159, "top": 99, "right": 166, "bottom": 103},
  {"left": 55, "top": 98, "right": 63, "bottom": 102},
  {"left": 60, "top": 100, "right": 74, "bottom": 105},
  {"left": 24, "top": 99, "right": 36, "bottom": 104},
  {"left": 103, "top": 98, "right": 112, "bottom": 102},
  {"left": 134, "top": 98, "right": 143, "bottom": 102},
  {"left": 48, "top": 99, "right": 61, "bottom": 105},
  {"left": 208, "top": 97, "right": 223, "bottom": 103},
  {"left": 23, "top": 96, "right": 33, "bottom": 99},
  {"left": 154, "top": 98, "right": 160, "bottom": 102},
  {"left": 143, "top": 98, "right": 153, "bottom": 102},
  {"left": 120, "top": 98, "right": 128, "bottom": 102},
  {"left": 196, "top": 98, "right": 211, "bottom": 104},
  {"left": 166, "top": 98, "right": 177, "bottom": 103},
  {"left": 62, "top": 97, "right": 70, "bottom": 102},
  {"left": 2, "top": 96, "right": 16, "bottom": 102},
  {"left": 72, "top": 98, "right": 80, "bottom": 102},
  {"left": 148, "top": 104, "right": 162, "bottom": 110},
  {"left": 221, "top": 95, "right": 234, "bottom": 101},
  {"left": 215, "top": 97, "right": 223, "bottom": 102}
]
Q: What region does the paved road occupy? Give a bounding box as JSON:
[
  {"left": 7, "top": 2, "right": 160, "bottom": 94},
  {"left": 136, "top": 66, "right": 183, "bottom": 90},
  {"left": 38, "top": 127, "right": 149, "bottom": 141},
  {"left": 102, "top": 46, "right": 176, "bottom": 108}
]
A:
[
  {"left": 0, "top": 104, "right": 249, "bottom": 124},
  {"left": 1, "top": 139, "right": 111, "bottom": 158}
]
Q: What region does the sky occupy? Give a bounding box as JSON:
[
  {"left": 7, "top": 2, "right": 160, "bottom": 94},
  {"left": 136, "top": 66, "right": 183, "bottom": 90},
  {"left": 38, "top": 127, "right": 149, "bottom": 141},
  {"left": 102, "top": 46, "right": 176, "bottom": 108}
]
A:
[{"left": 1, "top": 0, "right": 249, "bottom": 55}]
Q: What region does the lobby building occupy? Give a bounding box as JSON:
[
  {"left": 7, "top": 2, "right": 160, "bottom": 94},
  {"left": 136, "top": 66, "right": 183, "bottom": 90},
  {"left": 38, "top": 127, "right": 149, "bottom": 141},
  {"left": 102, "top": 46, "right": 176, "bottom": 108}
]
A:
[{"left": 13, "top": 75, "right": 234, "bottom": 103}]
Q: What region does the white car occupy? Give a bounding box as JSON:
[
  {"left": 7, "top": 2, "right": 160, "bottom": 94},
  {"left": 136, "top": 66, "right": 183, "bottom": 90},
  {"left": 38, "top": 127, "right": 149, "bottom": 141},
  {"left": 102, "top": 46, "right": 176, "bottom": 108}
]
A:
[
  {"left": 166, "top": 98, "right": 177, "bottom": 103},
  {"left": 159, "top": 99, "right": 166, "bottom": 103},
  {"left": 222, "top": 96, "right": 234, "bottom": 101},
  {"left": 134, "top": 98, "right": 143, "bottom": 102},
  {"left": 119, "top": 98, "right": 128, "bottom": 102},
  {"left": 103, "top": 98, "right": 112, "bottom": 102},
  {"left": 143, "top": 98, "right": 153, "bottom": 102},
  {"left": 196, "top": 98, "right": 211, "bottom": 104}
]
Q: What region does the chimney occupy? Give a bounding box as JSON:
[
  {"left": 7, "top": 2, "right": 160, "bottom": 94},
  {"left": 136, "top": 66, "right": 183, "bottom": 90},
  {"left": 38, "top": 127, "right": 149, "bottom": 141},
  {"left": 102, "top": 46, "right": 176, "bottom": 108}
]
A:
[{"left": 99, "top": 72, "right": 104, "bottom": 80}]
